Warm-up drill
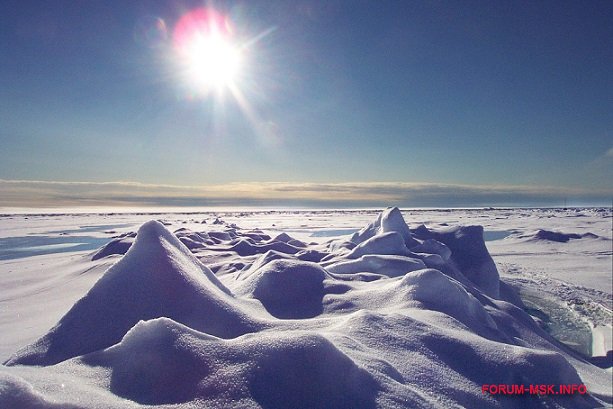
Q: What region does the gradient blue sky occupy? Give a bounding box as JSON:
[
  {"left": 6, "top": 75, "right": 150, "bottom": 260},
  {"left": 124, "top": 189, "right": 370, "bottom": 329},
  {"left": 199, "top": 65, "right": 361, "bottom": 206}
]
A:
[{"left": 1, "top": 0, "right": 612, "bottom": 207}]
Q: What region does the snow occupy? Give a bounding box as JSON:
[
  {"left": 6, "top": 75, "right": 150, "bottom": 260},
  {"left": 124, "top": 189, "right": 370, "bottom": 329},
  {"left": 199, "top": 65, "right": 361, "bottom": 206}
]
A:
[
  {"left": 5, "top": 220, "right": 261, "bottom": 366},
  {"left": 523, "top": 229, "right": 602, "bottom": 243},
  {"left": 348, "top": 231, "right": 412, "bottom": 258},
  {"left": 0, "top": 207, "right": 611, "bottom": 408},
  {"left": 235, "top": 259, "right": 330, "bottom": 319},
  {"left": 326, "top": 254, "right": 426, "bottom": 277},
  {"left": 350, "top": 207, "right": 418, "bottom": 249},
  {"left": 413, "top": 225, "right": 501, "bottom": 299},
  {"left": 91, "top": 236, "right": 134, "bottom": 260}
]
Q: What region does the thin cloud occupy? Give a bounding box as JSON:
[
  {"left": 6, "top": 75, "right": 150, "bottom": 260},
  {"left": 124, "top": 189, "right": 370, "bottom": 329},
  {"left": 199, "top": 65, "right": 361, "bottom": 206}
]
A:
[{"left": 0, "top": 179, "right": 611, "bottom": 208}]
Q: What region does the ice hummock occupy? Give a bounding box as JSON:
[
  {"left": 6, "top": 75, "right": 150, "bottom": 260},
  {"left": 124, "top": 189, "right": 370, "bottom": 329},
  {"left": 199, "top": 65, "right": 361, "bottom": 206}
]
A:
[{"left": 1, "top": 208, "right": 610, "bottom": 408}]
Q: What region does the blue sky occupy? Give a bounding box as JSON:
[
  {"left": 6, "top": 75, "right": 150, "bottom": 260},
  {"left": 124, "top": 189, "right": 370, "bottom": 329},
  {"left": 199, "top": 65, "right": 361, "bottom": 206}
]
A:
[{"left": 1, "top": 0, "right": 611, "bottom": 207}]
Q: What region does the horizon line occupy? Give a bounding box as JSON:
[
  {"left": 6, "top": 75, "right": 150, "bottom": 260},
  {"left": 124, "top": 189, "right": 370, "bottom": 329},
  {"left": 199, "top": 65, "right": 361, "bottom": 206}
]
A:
[{"left": 1, "top": 178, "right": 611, "bottom": 209}]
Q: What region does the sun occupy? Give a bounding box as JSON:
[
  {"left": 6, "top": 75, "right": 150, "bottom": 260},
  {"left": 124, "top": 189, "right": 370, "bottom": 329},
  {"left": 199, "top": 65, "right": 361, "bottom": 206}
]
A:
[
  {"left": 185, "top": 34, "right": 240, "bottom": 88},
  {"left": 174, "top": 8, "right": 242, "bottom": 91}
]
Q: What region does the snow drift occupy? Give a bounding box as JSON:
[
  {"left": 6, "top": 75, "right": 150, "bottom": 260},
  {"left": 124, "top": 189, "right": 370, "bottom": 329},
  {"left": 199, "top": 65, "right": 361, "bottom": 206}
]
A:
[
  {"left": 1, "top": 208, "right": 610, "bottom": 408},
  {"left": 523, "top": 229, "right": 602, "bottom": 243},
  {"left": 79, "top": 318, "right": 377, "bottom": 407}
]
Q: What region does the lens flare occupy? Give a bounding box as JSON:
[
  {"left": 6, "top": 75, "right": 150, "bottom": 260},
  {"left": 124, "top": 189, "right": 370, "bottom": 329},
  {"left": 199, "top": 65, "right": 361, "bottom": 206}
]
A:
[{"left": 134, "top": 16, "right": 168, "bottom": 48}]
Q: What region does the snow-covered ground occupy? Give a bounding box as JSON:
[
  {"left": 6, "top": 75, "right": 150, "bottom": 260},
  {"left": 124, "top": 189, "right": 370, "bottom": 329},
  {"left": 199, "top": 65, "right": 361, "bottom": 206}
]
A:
[{"left": 0, "top": 207, "right": 611, "bottom": 408}]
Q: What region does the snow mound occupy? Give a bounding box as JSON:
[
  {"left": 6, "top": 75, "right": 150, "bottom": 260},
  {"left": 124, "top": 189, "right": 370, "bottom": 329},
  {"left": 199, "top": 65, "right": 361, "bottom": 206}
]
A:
[
  {"left": 348, "top": 231, "right": 411, "bottom": 258},
  {"left": 296, "top": 249, "right": 329, "bottom": 262},
  {"left": 208, "top": 230, "right": 234, "bottom": 242},
  {"left": 423, "top": 333, "right": 588, "bottom": 398},
  {"left": 91, "top": 236, "right": 134, "bottom": 260},
  {"left": 236, "top": 250, "right": 293, "bottom": 280},
  {"left": 327, "top": 254, "right": 426, "bottom": 276},
  {"left": 83, "top": 318, "right": 219, "bottom": 405},
  {"left": 228, "top": 238, "right": 301, "bottom": 256},
  {"left": 81, "top": 317, "right": 377, "bottom": 408},
  {"left": 410, "top": 238, "right": 452, "bottom": 261},
  {"left": 236, "top": 259, "right": 330, "bottom": 318},
  {"left": 247, "top": 332, "right": 378, "bottom": 409},
  {"left": 528, "top": 229, "right": 601, "bottom": 243},
  {"left": 241, "top": 230, "right": 271, "bottom": 241},
  {"left": 0, "top": 372, "right": 74, "bottom": 409},
  {"left": 5, "top": 221, "right": 260, "bottom": 366},
  {"left": 270, "top": 232, "right": 296, "bottom": 243},
  {"left": 398, "top": 268, "right": 498, "bottom": 330},
  {"left": 414, "top": 225, "right": 500, "bottom": 298},
  {"left": 174, "top": 228, "right": 212, "bottom": 249}
]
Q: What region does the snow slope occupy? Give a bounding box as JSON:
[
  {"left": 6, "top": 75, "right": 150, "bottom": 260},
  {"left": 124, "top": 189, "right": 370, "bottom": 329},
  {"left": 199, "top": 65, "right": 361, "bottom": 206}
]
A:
[{"left": 0, "top": 208, "right": 611, "bottom": 408}]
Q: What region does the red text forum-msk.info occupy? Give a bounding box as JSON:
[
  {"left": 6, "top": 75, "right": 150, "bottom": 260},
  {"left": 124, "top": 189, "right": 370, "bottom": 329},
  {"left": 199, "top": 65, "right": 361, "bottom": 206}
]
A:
[{"left": 482, "top": 384, "right": 588, "bottom": 395}]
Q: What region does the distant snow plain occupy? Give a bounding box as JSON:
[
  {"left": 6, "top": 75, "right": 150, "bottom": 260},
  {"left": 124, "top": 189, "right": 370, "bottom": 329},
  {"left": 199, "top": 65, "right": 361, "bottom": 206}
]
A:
[{"left": 0, "top": 207, "right": 611, "bottom": 408}]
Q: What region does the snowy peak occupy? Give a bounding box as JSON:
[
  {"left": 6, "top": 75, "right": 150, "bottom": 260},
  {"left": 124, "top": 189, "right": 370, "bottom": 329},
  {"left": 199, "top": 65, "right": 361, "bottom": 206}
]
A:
[
  {"left": 428, "top": 225, "right": 500, "bottom": 298},
  {"left": 379, "top": 207, "right": 418, "bottom": 247},
  {"left": 104, "top": 220, "right": 230, "bottom": 295},
  {"left": 350, "top": 207, "right": 418, "bottom": 248},
  {"left": 5, "top": 220, "right": 258, "bottom": 366}
]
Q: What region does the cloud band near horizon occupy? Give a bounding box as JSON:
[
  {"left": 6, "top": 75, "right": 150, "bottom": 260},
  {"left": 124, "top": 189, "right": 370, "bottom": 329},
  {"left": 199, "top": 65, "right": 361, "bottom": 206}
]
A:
[{"left": 0, "top": 179, "right": 611, "bottom": 209}]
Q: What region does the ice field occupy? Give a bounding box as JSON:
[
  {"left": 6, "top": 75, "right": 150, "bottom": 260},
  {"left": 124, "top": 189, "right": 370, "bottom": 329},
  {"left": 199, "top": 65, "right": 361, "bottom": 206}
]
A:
[{"left": 0, "top": 207, "right": 611, "bottom": 408}]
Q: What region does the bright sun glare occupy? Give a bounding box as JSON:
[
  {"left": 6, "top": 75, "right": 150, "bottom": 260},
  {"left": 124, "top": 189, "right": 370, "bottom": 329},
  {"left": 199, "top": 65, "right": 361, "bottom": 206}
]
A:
[
  {"left": 174, "top": 8, "right": 242, "bottom": 91},
  {"left": 186, "top": 34, "right": 240, "bottom": 88}
]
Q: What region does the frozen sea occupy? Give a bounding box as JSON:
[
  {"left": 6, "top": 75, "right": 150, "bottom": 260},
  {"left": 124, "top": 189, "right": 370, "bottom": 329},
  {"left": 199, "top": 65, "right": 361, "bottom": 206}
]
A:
[{"left": 0, "top": 207, "right": 611, "bottom": 408}]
